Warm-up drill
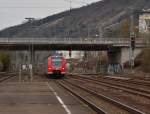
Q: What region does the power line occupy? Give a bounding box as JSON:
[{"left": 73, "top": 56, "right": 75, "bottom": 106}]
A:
[
  {"left": 63, "top": 0, "right": 89, "bottom": 5},
  {"left": 0, "top": 6, "right": 68, "bottom": 9},
  {"left": 0, "top": 0, "right": 90, "bottom": 9}
]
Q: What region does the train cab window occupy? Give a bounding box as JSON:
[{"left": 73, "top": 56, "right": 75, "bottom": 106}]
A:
[{"left": 52, "top": 59, "right": 61, "bottom": 68}]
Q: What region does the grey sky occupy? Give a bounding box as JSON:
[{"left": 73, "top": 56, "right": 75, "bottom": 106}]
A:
[{"left": 0, "top": 0, "right": 100, "bottom": 30}]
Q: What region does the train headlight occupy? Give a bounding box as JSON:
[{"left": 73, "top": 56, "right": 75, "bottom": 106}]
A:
[
  {"left": 62, "top": 68, "right": 65, "bottom": 70},
  {"left": 48, "top": 68, "right": 51, "bottom": 70}
]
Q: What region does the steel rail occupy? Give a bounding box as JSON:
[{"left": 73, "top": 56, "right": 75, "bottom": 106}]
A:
[
  {"left": 0, "top": 72, "right": 16, "bottom": 82},
  {"left": 56, "top": 80, "right": 107, "bottom": 114},
  {"left": 58, "top": 79, "right": 146, "bottom": 114},
  {"left": 70, "top": 75, "right": 150, "bottom": 99},
  {"left": 103, "top": 76, "right": 150, "bottom": 87}
]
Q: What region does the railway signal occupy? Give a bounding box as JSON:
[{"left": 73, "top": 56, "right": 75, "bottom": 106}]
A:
[
  {"left": 69, "top": 49, "right": 72, "bottom": 58},
  {"left": 131, "top": 35, "right": 135, "bottom": 50}
]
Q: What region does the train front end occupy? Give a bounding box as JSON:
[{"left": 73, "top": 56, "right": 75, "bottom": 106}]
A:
[{"left": 47, "top": 56, "right": 66, "bottom": 78}]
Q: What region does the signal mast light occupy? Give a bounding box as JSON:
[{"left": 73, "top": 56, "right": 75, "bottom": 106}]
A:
[
  {"left": 131, "top": 36, "right": 135, "bottom": 50},
  {"left": 69, "top": 49, "right": 72, "bottom": 58}
]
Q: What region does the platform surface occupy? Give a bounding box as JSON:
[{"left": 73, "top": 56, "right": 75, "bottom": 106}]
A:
[{"left": 0, "top": 81, "right": 95, "bottom": 114}]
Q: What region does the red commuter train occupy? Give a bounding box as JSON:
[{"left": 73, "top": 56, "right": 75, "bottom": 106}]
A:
[{"left": 47, "top": 55, "right": 67, "bottom": 78}]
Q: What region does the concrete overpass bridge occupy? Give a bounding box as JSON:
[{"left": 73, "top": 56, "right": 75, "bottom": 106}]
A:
[
  {"left": 0, "top": 38, "right": 148, "bottom": 51},
  {"left": 0, "top": 37, "right": 149, "bottom": 72}
]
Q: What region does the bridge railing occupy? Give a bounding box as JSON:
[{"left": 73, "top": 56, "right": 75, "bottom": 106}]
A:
[{"left": 0, "top": 38, "right": 149, "bottom": 45}]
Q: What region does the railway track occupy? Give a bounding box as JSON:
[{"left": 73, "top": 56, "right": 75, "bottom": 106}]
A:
[
  {"left": 0, "top": 72, "right": 16, "bottom": 82},
  {"left": 76, "top": 74, "right": 150, "bottom": 87},
  {"left": 103, "top": 76, "right": 150, "bottom": 87},
  {"left": 98, "top": 77, "right": 150, "bottom": 94},
  {"left": 69, "top": 74, "right": 150, "bottom": 99},
  {"left": 56, "top": 79, "right": 146, "bottom": 114}
]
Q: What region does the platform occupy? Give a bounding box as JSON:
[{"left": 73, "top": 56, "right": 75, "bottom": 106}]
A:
[{"left": 0, "top": 81, "right": 95, "bottom": 114}]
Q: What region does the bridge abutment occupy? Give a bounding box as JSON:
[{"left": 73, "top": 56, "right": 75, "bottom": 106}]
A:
[{"left": 107, "top": 47, "right": 142, "bottom": 74}]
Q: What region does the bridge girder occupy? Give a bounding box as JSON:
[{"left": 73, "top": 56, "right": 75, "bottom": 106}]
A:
[{"left": 0, "top": 44, "right": 113, "bottom": 51}]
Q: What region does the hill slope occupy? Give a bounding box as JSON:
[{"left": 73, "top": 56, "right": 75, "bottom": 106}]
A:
[{"left": 0, "top": 0, "right": 150, "bottom": 38}]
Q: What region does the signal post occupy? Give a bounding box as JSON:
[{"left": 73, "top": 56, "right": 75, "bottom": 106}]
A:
[{"left": 130, "top": 34, "right": 135, "bottom": 73}]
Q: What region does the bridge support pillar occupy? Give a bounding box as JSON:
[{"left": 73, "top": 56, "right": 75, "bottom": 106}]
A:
[{"left": 107, "top": 47, "right": 142, "bottom": 74}]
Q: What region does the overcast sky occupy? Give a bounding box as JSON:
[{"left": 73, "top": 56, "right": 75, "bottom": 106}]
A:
[{"left": 0, "top": 0, "right": 100, "bottom": 30}]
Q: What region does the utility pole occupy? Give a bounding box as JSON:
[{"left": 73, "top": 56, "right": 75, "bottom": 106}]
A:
[
  {"left": 70, "top": 0, "right": 72, "bottom": 12},
  {"left": 67, "top": 0, "right": 72, "bottom": 42},
  {"left": 98, "top": 24, "right": 104, "bottom": 73},
  {"left": 25, "top": 17, "right": 35, "bottom": 81},
  {"left": 99, "top": 25, "right": 103, "bottom": 38}
]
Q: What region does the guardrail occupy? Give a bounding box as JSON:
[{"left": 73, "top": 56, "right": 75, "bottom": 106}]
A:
[{"left": 0, "top": 38, "right": 149, "bottom": 46}]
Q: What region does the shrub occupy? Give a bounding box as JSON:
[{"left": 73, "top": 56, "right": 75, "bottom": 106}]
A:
[{"left": 0, "top": 52, "right": 10, "bottom": 71}]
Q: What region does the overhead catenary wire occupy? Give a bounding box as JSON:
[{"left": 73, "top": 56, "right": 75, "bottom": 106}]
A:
[
  {"left": 63, "top": 0, "right": 89, "bottom": 6},
  {"left": 0, "top": 6, "right": 70, "bottom": 9},
  {"left": 0, "top": 0, "right": 90, "bottom": 9}
]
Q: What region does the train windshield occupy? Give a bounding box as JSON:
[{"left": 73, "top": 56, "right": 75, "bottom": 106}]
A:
[{"left": 52, "top": 59, "right": 62, "bottom": 68}]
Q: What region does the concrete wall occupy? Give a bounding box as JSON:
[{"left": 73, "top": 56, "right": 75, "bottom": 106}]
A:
[
  {"left": 120, "top": 48, "right": 142, "bottom": 66},
  {"left": 108, "top": 47, "right": 142, "bottom": 65},
  {"left": 107, "top": 47, "right": 142, "bottom": 74}
]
